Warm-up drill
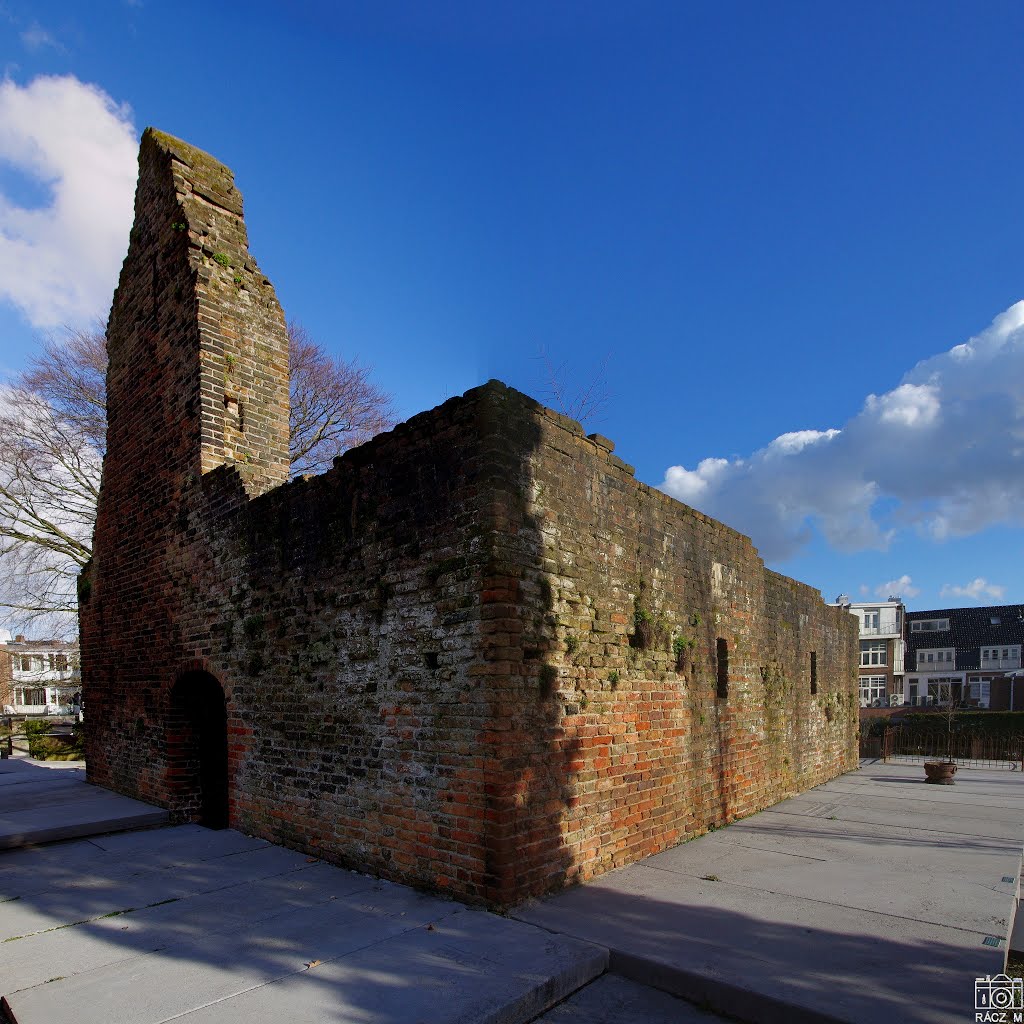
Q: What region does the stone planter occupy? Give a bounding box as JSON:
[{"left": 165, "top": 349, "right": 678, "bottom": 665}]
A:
[{"left": 923, "top": 760, "right": 957, "bottom": 785}]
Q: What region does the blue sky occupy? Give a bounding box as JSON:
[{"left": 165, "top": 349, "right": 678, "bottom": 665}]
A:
[{"left": 2, "top": 1, "right": 1023, "bottom": 612}]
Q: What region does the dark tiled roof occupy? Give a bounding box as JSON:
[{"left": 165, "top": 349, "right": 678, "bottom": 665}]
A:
[{"left": 905, "top": 605, "right": 1024, "bottom": 672}]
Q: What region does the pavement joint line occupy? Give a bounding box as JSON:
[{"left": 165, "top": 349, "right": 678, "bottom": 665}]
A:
[
  {"left": 699, "top": 838, "right": 830, "bottom": 863},
  {"left": 604, "top": 867, "right": 1015, "bottom": 941},
  {"left": 740, "top": 809, "right": 1022, "bottom": 844},
  {"left": 804, "top": 784, "right": 1024, "bottom": 803},
  {"left": 2, "top": 856, "right": 317, "bottom": 905},
  {"left": 0, "top": 862, "right": 377, "bottom": 944},
  {"left": 195, "top": 841, "right": 274, "bottom": 861}
]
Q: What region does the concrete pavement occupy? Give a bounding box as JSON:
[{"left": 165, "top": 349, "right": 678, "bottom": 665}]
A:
[
  {"left": 0, "top": 824, "right": 606, "bottom": 1024},
  {"left": 516, "top": 760, "right": 1024, "bottom": 1024},
  {"left": 0, "top": 759, "right": 1021, "bottom": 1023},
  {"left": 0, "top": 758, "right": 168, "bottom": 850}
]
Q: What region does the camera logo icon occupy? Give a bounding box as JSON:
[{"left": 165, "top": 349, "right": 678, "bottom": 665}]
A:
[{"left": 976, "top": 974, "right": 1024, "bottom": 1010}]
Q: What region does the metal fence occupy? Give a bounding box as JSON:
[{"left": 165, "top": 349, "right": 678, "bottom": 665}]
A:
[{"left": 862, "top": 726, "right": 1024, "bottom": 769}]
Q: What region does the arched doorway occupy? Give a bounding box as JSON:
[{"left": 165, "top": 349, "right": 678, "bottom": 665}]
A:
[{"left": 168, "top": 671, "right": 229, "bottom": 829}]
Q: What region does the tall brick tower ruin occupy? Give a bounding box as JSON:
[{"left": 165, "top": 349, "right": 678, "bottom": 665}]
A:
[
  {"left": 84, "top": 130, "right": 291, "bottom": 821},
  {"left": 81, "top": 129, "right": 859, "bottom": 908}
]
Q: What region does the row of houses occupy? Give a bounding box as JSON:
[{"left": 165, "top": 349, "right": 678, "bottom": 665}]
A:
[
  {"left": 4, "top": 599, "right": 1021, "bottom": 716},
  {"left": 836, "top": 597, "right": 1024, "bottom": 710},
  {"left": 0, "top": 636, "right": 81, "bottom": 716}
]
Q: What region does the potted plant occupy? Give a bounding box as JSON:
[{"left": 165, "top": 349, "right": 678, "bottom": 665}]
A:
[{"left": 923, "top": 694, "right": 959, "bottom": 785}]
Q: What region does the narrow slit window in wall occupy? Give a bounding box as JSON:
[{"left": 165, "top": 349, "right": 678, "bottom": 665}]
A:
[
  {"left": 810, "top": 651, "right": 818, "bottom": 695},
  {"left": 716, "top": 638, "right": 729, "bottom": 699}
]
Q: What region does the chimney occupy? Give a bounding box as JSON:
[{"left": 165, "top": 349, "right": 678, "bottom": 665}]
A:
[{"left": 14, "top": 635, "right": 25, "bottom": 643}]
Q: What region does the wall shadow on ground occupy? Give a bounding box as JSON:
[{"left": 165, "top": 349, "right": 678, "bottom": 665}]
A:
[{"left": 0, "top": 801, "right": 991, "bottom": 1024}]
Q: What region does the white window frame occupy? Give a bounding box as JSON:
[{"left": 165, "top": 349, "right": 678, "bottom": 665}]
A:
[
  {"left": 969, "top": 678, "right": 992, "bottom": 709},
  {"left": 917, "top": 648, "right": 955, "bottom": 668},
  {"left": 926, "top": 677, "right": 963, "bottom": 705},
  {"left": 860, "top": 640, "right": 887, "bottom": 667},
  {"left": 859, "top": 675, "right": 886, "bottom": 707},
  {"left": 911, "top": 619, "right": 950, "bottom": 633},
  {"left": 981, "top": 646, "right": 1021, "bottom": 669}
]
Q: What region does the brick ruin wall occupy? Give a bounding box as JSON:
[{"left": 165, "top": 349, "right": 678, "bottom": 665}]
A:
[{"left": 82, "top": 130, "right": 859, "bottom": 908}]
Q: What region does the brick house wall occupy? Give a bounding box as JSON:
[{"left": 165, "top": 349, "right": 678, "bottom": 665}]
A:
[{"left": 81, "top": 129, "right": 859, "bottom": 908}]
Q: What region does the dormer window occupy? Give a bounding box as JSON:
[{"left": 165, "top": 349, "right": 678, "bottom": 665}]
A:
[{"left": 911, "top": 618, "right": 950, "bottom": 633}]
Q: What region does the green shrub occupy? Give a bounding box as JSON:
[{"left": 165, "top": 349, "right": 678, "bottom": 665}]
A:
[
  {"left": 25, "top": 721, "right": 85, "bottom": 760},
  {"left": 899, "top": 711, "right": 1024, "bottom": 735}
]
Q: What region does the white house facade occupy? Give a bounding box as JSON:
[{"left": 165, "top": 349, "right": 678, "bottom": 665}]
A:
[{"left": 1, "top": 637, "right": 81, "bottom": 716}]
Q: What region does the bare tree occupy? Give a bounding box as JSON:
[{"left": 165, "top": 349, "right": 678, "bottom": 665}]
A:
[
  {"left": 536, "top": 348, "right": 612, "bottom": 429},
  {"left": 0, "top": 388, "right": 99, "bottom": 629},
  {"left": 287, "top": 323, "right": 395, "bottom": 477},
  {"left": 0, "top": 323, "right": 394, "bottom": 635}
]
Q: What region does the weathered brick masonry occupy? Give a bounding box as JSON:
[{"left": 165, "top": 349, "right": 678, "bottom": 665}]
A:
[{"left": 82, "top": 129, "right": 858, "bottom": 908}]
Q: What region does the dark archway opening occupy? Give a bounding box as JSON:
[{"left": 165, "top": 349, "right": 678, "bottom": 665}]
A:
[{"left": 169, "top": 671, "right": 229, "bottom": 829}]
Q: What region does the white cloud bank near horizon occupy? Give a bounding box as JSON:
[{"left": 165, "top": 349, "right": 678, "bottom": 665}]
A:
[
  {"left": 861, "top": 575, "right": 921, "bottom": 601},
  {"left": 0, "top": 75, "right": 137, "bottom": 329},
  {"left": 939, "top": 578, "right": 1007, "bottom": 603},
  {"left": 662, "top": 301, "right": 1024, "bottom": 562}
]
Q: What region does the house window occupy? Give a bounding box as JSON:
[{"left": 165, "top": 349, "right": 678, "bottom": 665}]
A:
[
  {"left": 969, "top": 679, "right": 992, "bottom": 709},
  {"left": 911, "top": 619, "right": 950, "bottom": 633},
  {"left": 55, "top": 654, "right": 68, "bottom": 672},
  {"left": 991, "top": 617, "right": 1002, "bottom": 626},
  {"left": 926, "top": 677, "right": 962, "bottom": 705},
  {"left": 862, "top": 609, "right": 880, "bottom": 632},
  {"left": 20, "top": 656, "right": 31, "bottom": 672},
  {"left": 981, "top": 646, "right": 1021, "bottom": 669},
  {"left": 810, "top": 651, "right": 818, "bottom": 695},
  {"left": 907, "top": 679, "right": 920, "bottom": 705},
  {"left": 917, "top": 648, "right": 955, "bottom": 668},
  {"left": 15, "top": 687, "right": 46, "bottom": 706},
  {"left": 860, "top": 640, "right": 886, "bottom": 667},
  {"left": 859, "top": 676, "right": 886, "bottom": 707}
]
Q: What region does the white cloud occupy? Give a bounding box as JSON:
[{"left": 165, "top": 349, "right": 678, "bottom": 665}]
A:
[
  {"left": 661, "top": 300, "right": 1024, "bottom": 560},
  {"left": 939, "top": 578, "right": 1006, "bottom": 602},
  {"left": 864, "top": 383, "right": 940, "bottom": 428},
  {"left": 871, "top": 575, "right": 920, "bottom": 600},
  {"left": 0, "top": 75, "right": 137, "bottom": 328},
  {"left": 20, "top": 24, "right": 65, "bottom": 54}
]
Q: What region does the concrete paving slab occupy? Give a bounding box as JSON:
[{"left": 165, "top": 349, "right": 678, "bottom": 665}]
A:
[
  {"left": 85, "top": 822, "right": 270, "bottom": 859},
  {"left": 0, "top": 797, "right": 168, "bottom": 851},
  {"left": 644, "top": 840, "right": 1015, "bottom": 935},
  {"left": 536, "top": 974, "right": 729, "bottom": 1023},
  {"left": 0, "top": 863, "right": 379, "bottom": 994},
  {"left": 0, "top": 760, "right": 167, "bottom": 851},
  {"left": 513, "top": 762, "right": 1024, "bottom": 1024},
  {"left": 751, "top": 798, "right": 1024, "bottom": 842},
  {"left": 0, "top": 842, "right": 312, "bottom": 941},
  {"left": 3, "top": 880, "right": 462, "bottom": 1024},
  {"left": 170, "top": 908, "right": 607, "bottom": 1024},
  {"left": 705, "top": 809, "right": 1020, "bottom": 871},
  {"left": 0, "top": 777, "right": 87, "bottom": 806}
]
